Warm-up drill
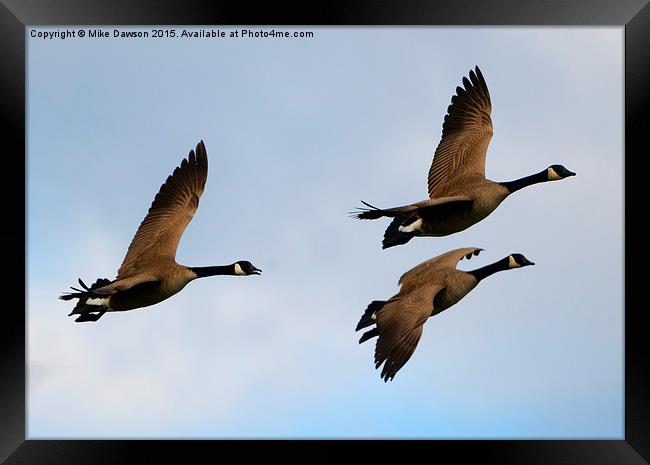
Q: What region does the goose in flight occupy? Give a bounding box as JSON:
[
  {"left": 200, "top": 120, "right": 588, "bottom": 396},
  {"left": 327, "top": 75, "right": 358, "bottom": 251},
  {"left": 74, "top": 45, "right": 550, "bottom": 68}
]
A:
[
  {"left": 356, "top": 247, "right": 534, "bottom": 381},
  {"left": 353, "top": 66, "right": 575, "bottom": 249},
  {"left": 60, "top": 140, "right": 261, "bottom": 322}
]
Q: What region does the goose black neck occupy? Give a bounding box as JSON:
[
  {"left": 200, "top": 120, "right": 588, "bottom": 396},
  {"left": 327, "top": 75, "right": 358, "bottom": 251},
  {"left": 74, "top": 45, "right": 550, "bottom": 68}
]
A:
[
  {"left": 467, "top": 257, "right": 510, "bottom": 283},
  {"left": 499, "top": 170, "right": 548, "bottom": 194},
  {"left": 189, "top": 265, "right": 236, "bottom": 278}
]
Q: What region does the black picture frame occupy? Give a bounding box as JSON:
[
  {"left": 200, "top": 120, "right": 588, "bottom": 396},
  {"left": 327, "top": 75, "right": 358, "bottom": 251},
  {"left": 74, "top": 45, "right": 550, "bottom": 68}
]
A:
[{"left": 2, "top": 1, "right": 648, "bottom": 462}]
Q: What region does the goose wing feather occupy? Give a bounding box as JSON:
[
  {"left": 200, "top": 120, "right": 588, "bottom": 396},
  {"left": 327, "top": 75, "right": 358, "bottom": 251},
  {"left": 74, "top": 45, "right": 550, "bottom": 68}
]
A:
[
  {"left": 90, "top": 272, "right": 161, "bottom": 295},
  {"left": 427, "top": 67, "right": 493, "bottom": 197},
  {"left": 373, "top": 285, "right": 444, "bottom": 381},
  {"left": 398, "top": 247, "right": 483, "bottom": 289},
  {"left": 116, "top": 141, "right": 208, "bottom": 279}
]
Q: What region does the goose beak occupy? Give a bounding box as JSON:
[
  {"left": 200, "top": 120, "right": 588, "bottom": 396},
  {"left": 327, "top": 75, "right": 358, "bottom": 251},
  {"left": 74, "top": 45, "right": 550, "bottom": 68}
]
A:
[
  {"left": 566, "top": 170, "right": 576, "bottom": 177},
  {"left": 250, "top": 267, "right": 262, "bottom": 275},
  {"left": 523, "top": 258, "right": 535, "bottom": 266}
]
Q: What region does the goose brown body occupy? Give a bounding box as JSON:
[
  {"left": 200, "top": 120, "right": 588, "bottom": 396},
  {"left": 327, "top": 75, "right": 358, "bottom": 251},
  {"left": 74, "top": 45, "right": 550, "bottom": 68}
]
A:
[
  {"left": 105, "top": 260, "right": 197, "bottom": 312},
  {"left": 415, "top": 176, "right": 510, "bottom": 237}
]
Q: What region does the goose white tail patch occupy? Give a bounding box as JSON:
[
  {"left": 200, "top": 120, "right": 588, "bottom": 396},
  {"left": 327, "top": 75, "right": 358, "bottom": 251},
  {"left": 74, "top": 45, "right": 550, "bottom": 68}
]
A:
[
  {"left": 234, "top": 263, "right": 246, "bottom": 275},
  {"left": 398, "top": 218, "right": 423, "bottom": 233},
  {"left": 86, "top": 297, "right": 110, "bottom": 306},
  {"left": 508, "top": 256, "right": 521, "bottom": 268}
]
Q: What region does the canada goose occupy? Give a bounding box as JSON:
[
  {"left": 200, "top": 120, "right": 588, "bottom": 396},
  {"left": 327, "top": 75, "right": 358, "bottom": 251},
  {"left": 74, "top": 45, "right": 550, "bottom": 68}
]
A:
[
  {"left": 60, "top": 140, "right": 261, "bottom": 322},
  {"left": 356, "top": 247, "right": 534, "bottom": 381},
  {"left": 353, "top": 66, "right": 575, "bottom": 249}
]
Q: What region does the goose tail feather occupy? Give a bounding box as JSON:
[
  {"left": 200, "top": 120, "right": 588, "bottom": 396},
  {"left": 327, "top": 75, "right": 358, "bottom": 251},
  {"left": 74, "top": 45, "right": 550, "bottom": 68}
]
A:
[{"left": 60, "top": 277, "right": 112, "bottom": 322}]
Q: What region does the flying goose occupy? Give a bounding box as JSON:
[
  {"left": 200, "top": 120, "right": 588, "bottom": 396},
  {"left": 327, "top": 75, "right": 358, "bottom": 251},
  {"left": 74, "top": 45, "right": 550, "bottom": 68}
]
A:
[
  {"left": 356, "top": 247, "right": 534, "bottom": 381},
  {"left": 60, "top": 140, "right": 261, "bottom": 322},
  {"left": 353, "top": 66, "right": 575, "bottom": 249}
]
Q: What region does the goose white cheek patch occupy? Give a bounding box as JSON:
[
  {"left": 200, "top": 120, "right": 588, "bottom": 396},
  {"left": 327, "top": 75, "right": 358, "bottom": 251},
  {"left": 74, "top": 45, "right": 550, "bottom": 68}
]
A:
[
  {"left": 508, "top": 256, "right": 521, "bottom": 268},
  {"left": 547, "top": 168, "right": 562, "bottom": 181},
  {"left": 234, "top": 263, "right": 246, "bottom": 275},
  {"left": 86, "top": 297, "right": 110, "bottom": 306}
]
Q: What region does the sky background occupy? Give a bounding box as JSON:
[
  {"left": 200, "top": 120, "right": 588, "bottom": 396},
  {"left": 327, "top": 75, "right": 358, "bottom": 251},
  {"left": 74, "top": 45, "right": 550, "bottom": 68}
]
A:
[{"left": 27, "top": 27, "right": 623, "bottom": 438}]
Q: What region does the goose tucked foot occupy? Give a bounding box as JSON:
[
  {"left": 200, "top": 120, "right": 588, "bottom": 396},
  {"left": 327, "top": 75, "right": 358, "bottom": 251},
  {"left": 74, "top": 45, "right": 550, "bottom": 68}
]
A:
[{"left": 73, "top": 310, "right": 107, "bottom": 323}]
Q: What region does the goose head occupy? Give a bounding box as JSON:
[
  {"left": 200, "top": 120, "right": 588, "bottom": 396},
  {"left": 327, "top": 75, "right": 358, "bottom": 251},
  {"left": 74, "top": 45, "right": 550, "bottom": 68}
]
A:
[
  {"left": 508, "top": 253, "right": 535, "bottom": 269},
  {"left": 547, "top": 164, "right": 576, "bottom": 181},
  {"left": 234, "top": 261, "right": 262, "bottom": 276}
]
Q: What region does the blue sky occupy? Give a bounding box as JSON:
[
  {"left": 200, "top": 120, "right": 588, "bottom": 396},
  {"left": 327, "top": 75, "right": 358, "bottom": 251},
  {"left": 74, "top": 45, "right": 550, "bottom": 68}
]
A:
[{"left": 27, "top": 26, "right": 623, "bottom": 438}]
